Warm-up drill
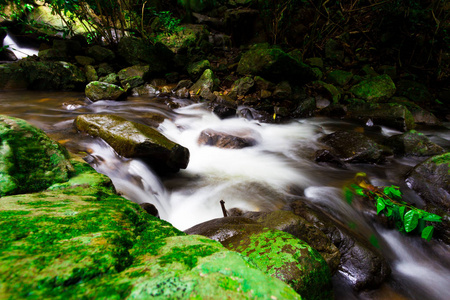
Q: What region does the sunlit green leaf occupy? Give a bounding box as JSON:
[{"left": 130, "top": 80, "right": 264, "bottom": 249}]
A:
[
  {"left": 421, "top": 226, "right": 434, "bottom": 241},
  {"left": 422, "top": 214, "right": 442, "bottom": 222},
  {"left": 344, "top": 187, "right": 353, "bottom": 204},
  {"left": 404, "top": 210, "right": 419, "bottom": 232},
  {"left": 399, "top": 206, "right": 406, "bottom": 222},
  {"left": 376, "top": 197, "right": 385, "bottom": 215},
  {"left": 385, "top": 207, "right": 393, "bottom": 217},
  {"left": 383, "top": 185, "right": 402, "bottom": 199}
]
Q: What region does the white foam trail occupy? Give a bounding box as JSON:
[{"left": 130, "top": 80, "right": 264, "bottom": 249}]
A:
[
  {"left": 84, "top": 140, "right": 170, "bottom": 219},
  {"left": 382, "top": 230, "right": 450, "bottom": 300}
]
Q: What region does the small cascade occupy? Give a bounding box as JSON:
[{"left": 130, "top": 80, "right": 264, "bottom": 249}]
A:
[
  {"left": 84, "top": 139, "right": 171, "bottom": 219},
  {"left": 2, "top": 32, "right": 39, "bottom": 59}
]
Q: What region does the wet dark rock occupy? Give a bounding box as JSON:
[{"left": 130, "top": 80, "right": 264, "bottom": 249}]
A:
[
  {"left": 405, "top": 152, "right": 450, "bottom": 213},
  {"left": 396, "top": 79, "right": 433, "bottom": 104},
  {"left": 75, "top": 55, "right": 95, "bottom": 66},
  {"left": 175, "top": 79, "right": 193, "bottom": 90},
  {"left": 0, "top": 47, "right": 17, "bottom": 61},
  {"left": 385, "top": 130, "right": 444, "bottom": 156},
  {"left": 74, "top": 114, "right": 189, "bottom": 173},
  {"left": 38, "top": 48, "right": 67, "bottom": 61},
  {"left": 315, "top": 149, "right": 347, "bottom": 169},
  {"left": 85, "top": 81, "right": 127, "bottom": 101},
  {"left": 208, "top": 94, "right": 237, "bottom": 119},
  {"left": 87, "top": 45, "right": 115, "bottom": 63},
  {"left": 185, "top": 217, "right": 333, "bottom": 299},
  {"left": 97, "top": 63, "right": 115, "bottom": 77},
  {"left": 289, "top": 201, "right": 391, "bottom": 291},
  {"left": 292, "top": 97, "right": 316, "bottom": 118},
  {"left": 238, "top": 107, "right": 274, "bottom": 123},
  {"left": 273, "top": 81, "right": 292, "bottom": 100},
  {"left": 198, "top": 128, "right": 258, "bottom": 149},
  {"left": 241, "top": 210, "right": 341, "bottom": 274},
  {"left": 346, "top": 103, "right": 415, "bottom": 131},
  {"left": 139, "top": 203, "right": 159, "bottom": 218},
  {"left": 319, "top": 131, "right": 385, "bottom": 164}
]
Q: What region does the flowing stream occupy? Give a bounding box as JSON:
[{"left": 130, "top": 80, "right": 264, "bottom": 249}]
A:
[{"left": 1, "top": 90, "right": 449, "bottom": 299}]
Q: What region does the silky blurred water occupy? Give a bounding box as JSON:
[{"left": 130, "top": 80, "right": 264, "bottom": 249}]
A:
[{"left": 1, "top": 90, "right": 449, "bottom": 300}]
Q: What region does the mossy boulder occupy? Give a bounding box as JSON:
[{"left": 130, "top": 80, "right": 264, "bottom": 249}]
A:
[
  {"left": 230, "top": 76, "right": 255, "bottom": 97},
  {"left": 406, "top": 152, "right": 450, "bottom": 212},
  {"left": 0, "top": 159, "right": 301, "bottom": 299},
  {"left": 185, "top": 217, "right": 333, "bottom": 299},
  {"left": 155, "top": 24, "right": 209, "bottom": 54},
  {"left": 87, "top": 45, "right": 115, "bottom": 63},
  {"left": 319, "top": 131, "right": 386, "bottom": 164},
  {"left": 118, "top": 65, "right": 150, "bottom": 90},
  {"left": 38, "top": 48, "right": 68, "bottom": 61},
  {"left": 0, "top": 115, "right": 73, "bottom": 196},
  {"left": 18, "top": 60, "right": 86, "bottom": 91},
  {"left": 237, "top": 44, "right": 317, "bottom": 83},
  {"left": 0, "top": 63, "right": 27, "bottom": 90},
  {"left": 190, "top": 69, "right": 218, "bottom": 96},
  {"left": 241, "top": 210, "right": 341, "bottom": 275},
  {"left": 396, "top": 79, "right": 433, "bottom": 104},
  {"left": 349, "top": 74, "right": 396, "bottom": 102},
  {"left": 385, "top": 130, "right": 444, "bottom": 156},
  {"left": 74, "top": 114, "right": 189, "bottom": 173},
  {"left": 117, "top": 37, "right": 173, "bottom": 73},
  {"left": 346, "top": 103, "right": 416, "bottom": 131},
  {"left": 85, "top": 81, "right": 127, "bottom": 101},
  {"left": 187, "top": 59, "right": 211, "bottom": 80},
  {"left": 85, "top": 65, "right": 98, "bottom": 82},
  {"left": 326, "top": 70, "right": 353, "bottom": 86}
]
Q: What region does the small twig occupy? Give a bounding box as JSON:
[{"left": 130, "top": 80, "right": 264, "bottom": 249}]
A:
[{"left": 220, "top": 200, "right": 228, "bottom": 217}]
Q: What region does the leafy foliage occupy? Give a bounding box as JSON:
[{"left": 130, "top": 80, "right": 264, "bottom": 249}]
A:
[{"left": 345, "top": 173, "right": 442, "bottom": 241}]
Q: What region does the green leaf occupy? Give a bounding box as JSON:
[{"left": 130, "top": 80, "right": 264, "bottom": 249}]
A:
[
  {"left": 404, "top": 210, "right": 419, "bottom": 232},
  {"left": 376, "top": 197, "right": 385, "bottom": 215},
  {"left": 383, "top": 186, "right": 402, "bottom": 199},
  {"left": 421, "top": 226, "right": 434, "bottom": 241},
  {"left": 399, "top": 206, "right": 406, "bottom": 222},
  {"left": 422, "top": 214, "right": 442, "bottom": 222},
  {"left": 385, "top": 207, "right": 393, "bottom": 217}
]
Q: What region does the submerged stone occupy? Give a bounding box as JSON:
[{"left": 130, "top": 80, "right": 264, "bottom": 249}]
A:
[
  {"left": 74, "top": 114, "right": 189, "bottom": 173},
  {"left": 0, "top": 115, "right": 73, "bottom": 196}
]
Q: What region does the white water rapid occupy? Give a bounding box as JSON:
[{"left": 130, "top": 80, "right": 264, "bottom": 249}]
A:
[{"left": 2, "top": 32, "right": 39, "bottom": 59}]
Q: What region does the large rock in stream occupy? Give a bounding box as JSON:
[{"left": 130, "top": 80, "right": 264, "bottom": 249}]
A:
[
  {"left": 289, "top": 201, "right": 391, "bottom": 291},
  {"left": 74, "top": 114, "right": 189, "bottom": 173},
  {"left": 0, "top": 156, "right": 301, "bottom": 299},
  {"left": 185, "top": 217, "right": 333, "bottom": 299},
  {"left": 319, "top": 130, "right": 387, "bottom": 164},
  {"left": 0, "top": 115, "right": 73, "bottom": 196},
  {"left": 85, "top": 81, "right": 127, "bottom": 101},
  {"left": 406, "top": 152, "right": 450, "bottom": 212}
]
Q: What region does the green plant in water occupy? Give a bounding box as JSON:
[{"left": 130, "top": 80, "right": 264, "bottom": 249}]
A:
[{"left": 344, "top": 172, "right": 441, "bottom": 241}]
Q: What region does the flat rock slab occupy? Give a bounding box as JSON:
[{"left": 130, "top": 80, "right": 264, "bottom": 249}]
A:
[{"left": 74, "top": 114, "right": 189, "bottom": 173}]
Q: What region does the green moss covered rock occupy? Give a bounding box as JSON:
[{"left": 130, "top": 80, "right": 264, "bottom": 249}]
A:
[
  {"left": 0, "top": 115, "right": 73, "bottom": 196},
  {"left": 386, "top": 130, "right": 444, "bottom": 156},
  {"left": 0, "top": 63, "right": 27, "bottom": 90},
  {"left": 346, "top": 103, "right": 416, "bottom": 131},
  {"left": 185, "top": 217, "right": 332, "bottom": 299},
  {"left": 85, "top": 81, "right": 127, "bottom": 101},
  {"left": 237, "top": 44, "right": 317, "bottom": 82},
  {"left": 349, "top": 74, "right": 396, "bottom": 102},
  {"left": 74, "top": 114, "right": 189, "bottom": 173},
  {"left": 0, "top": 158, "right": 301, "bottom": 299},
  {"left": 18, "top": 60, "right": 86, "bottom": 91}
]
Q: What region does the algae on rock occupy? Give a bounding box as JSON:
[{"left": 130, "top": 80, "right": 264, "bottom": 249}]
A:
[{"left": 0, "top": 115, "right": 73, "bottom": 196}]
